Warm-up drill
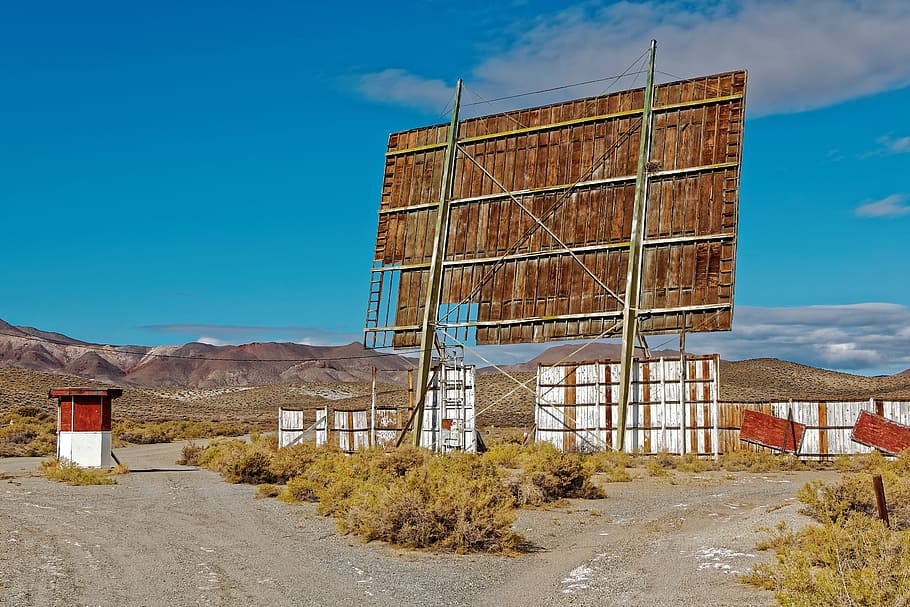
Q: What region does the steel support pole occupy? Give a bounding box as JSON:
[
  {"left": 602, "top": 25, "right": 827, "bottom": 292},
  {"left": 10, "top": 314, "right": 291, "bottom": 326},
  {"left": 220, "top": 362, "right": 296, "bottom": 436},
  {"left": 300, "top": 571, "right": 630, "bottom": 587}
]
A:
[
  {"left": 616, "top": 40, "right": 657, "bottom": 452},
  {"left": 413, "top": 80, "right": 463, "bottom": 446}
]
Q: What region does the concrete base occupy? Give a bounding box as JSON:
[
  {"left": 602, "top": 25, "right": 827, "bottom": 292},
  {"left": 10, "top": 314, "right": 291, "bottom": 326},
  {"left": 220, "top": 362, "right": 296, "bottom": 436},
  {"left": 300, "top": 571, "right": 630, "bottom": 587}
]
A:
[{"left": 57, "top": 432, "right": 112, "bottom": 468}]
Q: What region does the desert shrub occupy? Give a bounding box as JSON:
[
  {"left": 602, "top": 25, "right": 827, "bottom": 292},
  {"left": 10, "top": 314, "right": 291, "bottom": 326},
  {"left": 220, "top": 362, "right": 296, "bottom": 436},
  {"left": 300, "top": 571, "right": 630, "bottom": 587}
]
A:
[
  {"left": 279, "top": 448, "right": 522, "bottom": 552},
  {"left": 333, "top": 451, "right": 522, "bottom": 553},
  {"left": 743, "top": 516, "right": 910, "bottom": 606},
  {"left": 646, "top": 461, "right": 672, "bottom": 478},
  {"left": 719, "top": 449, "right": 805, "bottom": 473},
  {"left": 198, "top": 441, "right": 274, "bottom": 485},
  {"left": 42, "top": 459, "right": 117, "bottom": 486},
  {"left": 113, "top": 420, "right": 252, "bottom": 446},
  {"left": 483, "top": 442, "right": 524, "bottom": 468},
  {"left": 196, "top": 439, "right": 250, "bottom": 474},
  {"left": 224, "top": 449, "right": 274, "bottom": 484},
  {"left": 268, "top": 442, "right": 323, "bottom": 482},
  {"left": 279, "top": 448, "right": 347, "bottom": 503},
  {"left": 650, "top": 449, "right": 677, "bottom": 470},
  {"left": 515, "top": 442, "right": 604, "bottom": 502},
  {"left": 831, "top": 450, "right": 890, "bottom": 474},
  {"left": 257, "top": 483, "right": 280, "bottom": 498},
  {"left": 177, "top": 442, "right": 206, "bottom": 466},
  {"left": 675, "top": 453, "right": 718, "bottom": 473},
  {"left": 583, "top": 449, "right": 635, "bottom": 472},
  {"left": 0, "top": 407, "right": 57, "bottom": 457},
  {"left": 798, "top": 473, "right": 910, "bottom": 530},
  {"left": 582, "top": 450, "right": 635, "bottom": 482}
]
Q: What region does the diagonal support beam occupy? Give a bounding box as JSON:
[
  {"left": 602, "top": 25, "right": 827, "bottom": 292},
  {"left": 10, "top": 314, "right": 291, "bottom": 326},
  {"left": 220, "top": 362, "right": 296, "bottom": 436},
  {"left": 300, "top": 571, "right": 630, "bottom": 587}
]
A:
[{"left": 458, "top": 146, "right": 625, "bottom": 305}]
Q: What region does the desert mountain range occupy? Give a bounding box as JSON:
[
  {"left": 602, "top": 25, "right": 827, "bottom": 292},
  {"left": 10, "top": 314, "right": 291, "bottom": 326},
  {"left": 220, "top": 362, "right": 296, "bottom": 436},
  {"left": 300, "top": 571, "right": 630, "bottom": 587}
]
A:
[
  {"left": 1, "top": 319, "right": 910, "bottom": 403},
  {"left": 0, "top": 319, "right": 412, "bottom": 386}
]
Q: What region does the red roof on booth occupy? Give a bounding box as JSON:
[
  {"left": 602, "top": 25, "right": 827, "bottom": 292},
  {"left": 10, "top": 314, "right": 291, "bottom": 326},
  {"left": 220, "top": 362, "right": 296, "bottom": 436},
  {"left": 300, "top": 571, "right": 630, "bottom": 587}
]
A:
[{"left": 48, "top": 387, "right": 123, "bottom": 398}]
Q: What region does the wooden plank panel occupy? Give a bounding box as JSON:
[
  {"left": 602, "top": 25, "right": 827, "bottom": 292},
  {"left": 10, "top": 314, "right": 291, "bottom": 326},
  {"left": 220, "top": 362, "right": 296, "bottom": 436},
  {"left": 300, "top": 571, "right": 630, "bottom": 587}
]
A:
[
  {"left": 739, "top": 410, "right": 806, "bottom": 453},
  {"left": 373, "top": 72, "right": 747, "bottom": 346},
  {"left": 851, "top": 410, "right": 910, "bottom": 455}
]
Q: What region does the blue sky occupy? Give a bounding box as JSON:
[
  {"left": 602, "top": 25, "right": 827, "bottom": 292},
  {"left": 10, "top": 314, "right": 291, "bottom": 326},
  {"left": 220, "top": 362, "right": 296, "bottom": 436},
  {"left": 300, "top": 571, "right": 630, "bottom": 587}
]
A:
[{"left": 2, "top": 1, "right": 909, "bottom": 375}]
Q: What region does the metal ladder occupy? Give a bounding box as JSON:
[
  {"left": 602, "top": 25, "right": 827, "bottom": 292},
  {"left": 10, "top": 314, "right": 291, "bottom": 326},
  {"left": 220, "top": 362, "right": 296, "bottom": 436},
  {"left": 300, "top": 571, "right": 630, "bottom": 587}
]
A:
[
  {"left": 364, "top": 263, "right": 384, "bottom": 348},
  {"left": 438, "top": 346, "right": 467, "bottom": 451}
]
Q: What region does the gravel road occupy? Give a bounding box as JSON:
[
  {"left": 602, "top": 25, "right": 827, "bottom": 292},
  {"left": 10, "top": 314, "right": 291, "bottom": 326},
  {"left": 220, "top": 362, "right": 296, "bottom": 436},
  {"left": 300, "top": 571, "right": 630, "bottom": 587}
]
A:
[{"left": 0, "top": 443, "right": 840, "bottom": 606}]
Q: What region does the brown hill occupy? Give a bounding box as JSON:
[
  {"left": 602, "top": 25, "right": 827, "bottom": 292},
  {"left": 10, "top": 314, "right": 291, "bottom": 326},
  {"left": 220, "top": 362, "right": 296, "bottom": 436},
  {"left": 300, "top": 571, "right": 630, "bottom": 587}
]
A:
[
  {"left": 0, "top": 319, "right": 413, "bottom": 388},
  {"left": 719, "top": 358, "right": 910, "bottom": 401}
]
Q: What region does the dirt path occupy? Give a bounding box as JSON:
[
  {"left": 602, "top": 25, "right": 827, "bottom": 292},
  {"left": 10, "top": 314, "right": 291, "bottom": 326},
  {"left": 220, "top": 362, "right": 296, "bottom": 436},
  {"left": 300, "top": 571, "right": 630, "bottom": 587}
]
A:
[{"left": 0, "top": 443, "right": 839, "bottom": 606}]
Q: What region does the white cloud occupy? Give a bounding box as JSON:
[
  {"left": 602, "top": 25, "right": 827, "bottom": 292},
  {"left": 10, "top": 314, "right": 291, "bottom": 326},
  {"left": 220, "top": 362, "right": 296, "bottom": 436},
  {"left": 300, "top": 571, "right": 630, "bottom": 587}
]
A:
[
  {"left": 876, "top": 135, "right": 910, "bottom": 154},
  {"left": 143, "top": 324, "right": 360, "bottom": 347},
  {"left": 359, "top": 1, "right": 910, "bottom": 117},
  {"left": 197, "top": 336, "right": 231, "bottom": 346},
  {"left": 357, "top": 69, "right": 454, "bottom": 111},
  {"left": 855, "top": 194, "right": 910, "bottom": 217},
  {"left": 688, "top": 303, "right": 910, "bottom": 375}
]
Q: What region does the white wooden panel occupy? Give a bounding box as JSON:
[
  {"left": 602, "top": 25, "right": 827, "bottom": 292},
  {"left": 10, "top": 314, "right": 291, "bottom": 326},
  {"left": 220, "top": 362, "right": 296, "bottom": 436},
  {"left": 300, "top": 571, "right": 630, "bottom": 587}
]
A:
[
  {"left": 278, "top": 408, "right": 306, "bottom": 449},
  {"left": 57, "top": 431, "right": 112, "bottom": 468}
]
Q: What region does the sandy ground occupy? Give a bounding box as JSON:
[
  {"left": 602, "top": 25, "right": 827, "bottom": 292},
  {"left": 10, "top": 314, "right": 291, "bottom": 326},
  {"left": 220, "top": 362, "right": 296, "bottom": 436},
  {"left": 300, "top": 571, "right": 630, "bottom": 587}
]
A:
[{"left": 0, "top": 443, "right": 841, "bottom": 607}]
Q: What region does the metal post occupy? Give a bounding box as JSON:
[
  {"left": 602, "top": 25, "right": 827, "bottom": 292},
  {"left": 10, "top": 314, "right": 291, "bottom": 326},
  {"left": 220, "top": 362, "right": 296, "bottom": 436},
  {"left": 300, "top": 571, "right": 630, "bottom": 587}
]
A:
[
  {"left": 679, "top": 331, "right": 687, "bottom": 454},
  {"left": 413, "top": 79, "right": 463, "bottom": 446},
  {"left": 370, "top": 367, "right": 377, "bottom": 448},
  {"left": 873, "top": 474, "right": 890, "bottom": 527},
  {"left": 616, "top": 40, "right": 657, "bottom": 452}
]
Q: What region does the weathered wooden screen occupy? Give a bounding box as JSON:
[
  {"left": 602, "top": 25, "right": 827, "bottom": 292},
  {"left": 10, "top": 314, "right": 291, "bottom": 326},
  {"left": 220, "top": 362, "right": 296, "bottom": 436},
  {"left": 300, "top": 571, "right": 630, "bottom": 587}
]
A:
[{"left": 366, "top": 71, "right": 747, "bottom": 348}]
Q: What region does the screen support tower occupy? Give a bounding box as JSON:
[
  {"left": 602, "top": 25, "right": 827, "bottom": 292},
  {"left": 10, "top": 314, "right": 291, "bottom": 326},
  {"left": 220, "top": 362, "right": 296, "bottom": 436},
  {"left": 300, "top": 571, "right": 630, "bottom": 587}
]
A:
[
  {"left": 616, "top": 39, "right": 657, "bottom": 452},
  {"left": 412, "top": 80, "right": 464, "bottom": 446}
]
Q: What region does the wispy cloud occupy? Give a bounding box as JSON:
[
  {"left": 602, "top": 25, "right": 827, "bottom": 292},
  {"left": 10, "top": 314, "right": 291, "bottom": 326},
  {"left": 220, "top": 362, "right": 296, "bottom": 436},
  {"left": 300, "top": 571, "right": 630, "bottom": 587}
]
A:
[
  {"left": 855, "top": 194, "right": 910, "bottom": 217},
  {"left": 876, "top": 135, "right": 910, "bottom": 155},
  {"left": 141, "top": 324, "right": 360, "bottom": 347},
  {"left": 688, "top": 303, "right": 910, "bottom": 375},
  {"left": 359, "top": 1, "right": 910, "bottom": 117},
  {"left": 357, "top": 69, "right": 454, "bottom": 111}
]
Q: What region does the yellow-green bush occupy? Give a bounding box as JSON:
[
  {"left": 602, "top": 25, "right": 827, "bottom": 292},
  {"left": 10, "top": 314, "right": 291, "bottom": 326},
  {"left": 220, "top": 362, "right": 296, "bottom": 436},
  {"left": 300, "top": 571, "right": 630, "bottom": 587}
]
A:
[
  {"left": 332, "top": 451, "right": 521, "bottom": 552},
  {"left": 718, "top": 449, "right": 805, "bottom": 473},
  {"left": 798, "top": 473, "right": 910, "bottom": 530},
  {"left": 113, "top": 420, "right": 252, "bottom": 445},
  {"left": 0, "top": 407, "right": 56, "bottom": 457},
  {"left": 192, "top": 438, "right": 618, "bottom": 552},
  {"left": 42, "top": 459, "right": 117, "bottom": 486},
  {"left": 483, "top": 442, "right": 524, "bottom": 468},
  {"left": 744, "top": 451, "right": 910, "bottom": 605},
  {"left": 743, "top": 516, "right": 910, "bottom": 606},
  {"left": 514, "top": 442, "right": 604, "bottom": 502},
  {"left": 177, "top": 442, "right": 206, "bottom": 466}
]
